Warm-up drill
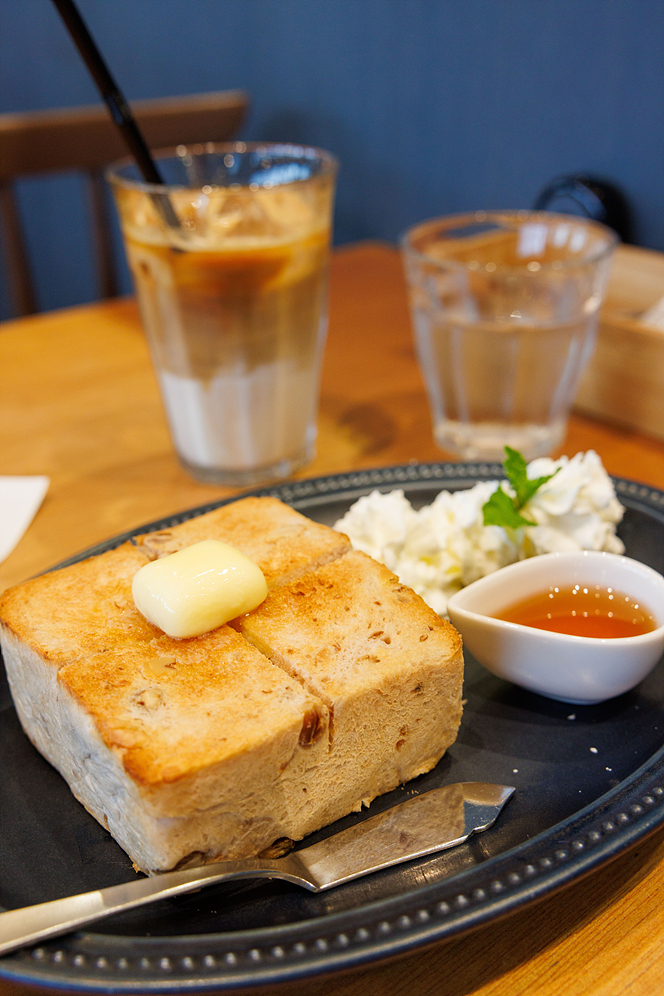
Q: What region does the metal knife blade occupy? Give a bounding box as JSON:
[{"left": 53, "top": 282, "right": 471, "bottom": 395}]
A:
[
  {"left": 289, "top": 780, "right": 514, "bottom": 889},
  {"left": 0, "top": 782, "right": 514, "bottom": 957}
]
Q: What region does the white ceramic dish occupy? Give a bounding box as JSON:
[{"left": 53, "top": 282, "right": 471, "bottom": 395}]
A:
[{"left": 447, "top": 550, "right": 664, "bottom": 704}]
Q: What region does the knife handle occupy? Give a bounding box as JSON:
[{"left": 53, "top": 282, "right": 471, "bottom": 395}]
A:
[{"left": 0, "top": 857, "right": 308, "bottom": 957}]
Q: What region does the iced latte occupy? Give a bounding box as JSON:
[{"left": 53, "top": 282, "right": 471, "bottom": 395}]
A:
[{"left": 108, "top": 145, "right": 337, "bottom": 485}]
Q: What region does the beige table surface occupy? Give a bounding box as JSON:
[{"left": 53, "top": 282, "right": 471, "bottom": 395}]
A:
[{"left": 3, "top": 243, "right": 664, "bottom": 995}]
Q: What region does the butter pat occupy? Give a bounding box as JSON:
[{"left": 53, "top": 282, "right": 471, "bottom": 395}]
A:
[{"left": 132, "top": 540, "right": 267, "bottom": 638}]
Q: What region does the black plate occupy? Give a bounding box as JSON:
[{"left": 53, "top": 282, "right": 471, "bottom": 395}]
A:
[{"left": 3, "top": 462, "right": 664, "bottom": 992}]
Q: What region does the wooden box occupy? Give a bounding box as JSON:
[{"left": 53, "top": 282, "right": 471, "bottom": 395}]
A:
[{"left": 575, "top": 244, "right": 664, "bottom": 440}]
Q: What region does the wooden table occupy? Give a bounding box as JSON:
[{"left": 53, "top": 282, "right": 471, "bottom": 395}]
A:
[{"left": 2, "top": 242, "right": 664, "bottom": 995}]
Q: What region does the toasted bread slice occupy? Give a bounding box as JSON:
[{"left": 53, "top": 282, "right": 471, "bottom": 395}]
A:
[
  {"left": 0, "top": 543, "right": 157, "bottom": 670},
  {"left": 5, "top": 624, "right": 330, "bottom": 872},
  {"left": 134, "top": 496, "right": 351, "bottom": 588},
  {"left": 236, "top": 550, "right": 464, "bottom": 814}
]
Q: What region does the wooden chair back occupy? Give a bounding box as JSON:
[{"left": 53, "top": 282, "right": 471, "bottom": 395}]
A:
[{"left": 0, "top": 89, "right": 249, "bottom": 316}]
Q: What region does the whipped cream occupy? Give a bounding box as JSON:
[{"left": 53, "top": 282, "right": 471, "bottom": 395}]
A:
[{"left": 334, "top": 451, "right": 625, "bottom": 616}]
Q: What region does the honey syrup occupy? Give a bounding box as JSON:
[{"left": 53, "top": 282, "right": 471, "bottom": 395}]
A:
[{"left": 496, "top": 584, "right": 656, "bottom": 638}]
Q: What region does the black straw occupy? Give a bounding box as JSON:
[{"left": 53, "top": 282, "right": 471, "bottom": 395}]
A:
[{"left": 51, "top": 0, "right": 181, "bottom": 229}]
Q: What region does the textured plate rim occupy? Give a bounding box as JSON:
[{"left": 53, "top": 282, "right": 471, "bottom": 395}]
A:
[{"left": 3, "top": 461, "right": 664, "bottom": 992}]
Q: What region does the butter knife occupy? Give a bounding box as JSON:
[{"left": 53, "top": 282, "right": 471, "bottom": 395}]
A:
[{"left": 0, "top": 781, "right": 514, "bottom": 957}]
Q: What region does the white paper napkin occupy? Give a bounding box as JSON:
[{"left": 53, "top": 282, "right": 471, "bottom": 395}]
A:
[{"left": 0, "top": 476, "right": 50, "bottom": 565}]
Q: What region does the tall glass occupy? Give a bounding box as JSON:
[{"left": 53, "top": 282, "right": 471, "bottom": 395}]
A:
[
  {"left": 401, "top": 211, "right": 617, "bottom": 461},
  {"left": 107, "top": 143, "right": 337, "bottom": 486}
]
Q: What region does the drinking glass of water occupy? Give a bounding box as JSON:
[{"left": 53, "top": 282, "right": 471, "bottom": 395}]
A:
[{"left": 401, "top": 211, "right": 617, "bottom": 461}]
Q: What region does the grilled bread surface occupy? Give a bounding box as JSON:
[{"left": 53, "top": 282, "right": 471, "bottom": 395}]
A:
[
  {"left": 0, "top": 543, "right": 157, "bottom": 667},
  {"left": 135, "top": 496, "right": 351, "bottom": 588}
]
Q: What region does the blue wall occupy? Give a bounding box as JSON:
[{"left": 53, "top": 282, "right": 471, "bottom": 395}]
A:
[{"left": 1, "top": 0, "right": 664, "bottom": 317}]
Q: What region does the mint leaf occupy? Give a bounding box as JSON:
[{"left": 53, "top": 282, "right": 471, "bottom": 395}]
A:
[
  {"left": 503, "top": 447, "right": 531, "bottom": 506},
  {"left": 482, "top": 446, "right": 560, "bottom": 528},
  {"left": 503, "top": 446, "right": 558, "bottom": 508},
  {"left": 482, "top": 485, "right": 534, "bottom": 529}
]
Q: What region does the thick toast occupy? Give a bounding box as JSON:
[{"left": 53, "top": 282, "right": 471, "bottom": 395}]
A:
[{"left": 0, "top": 499, "right": 463, "bottom": 872}]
